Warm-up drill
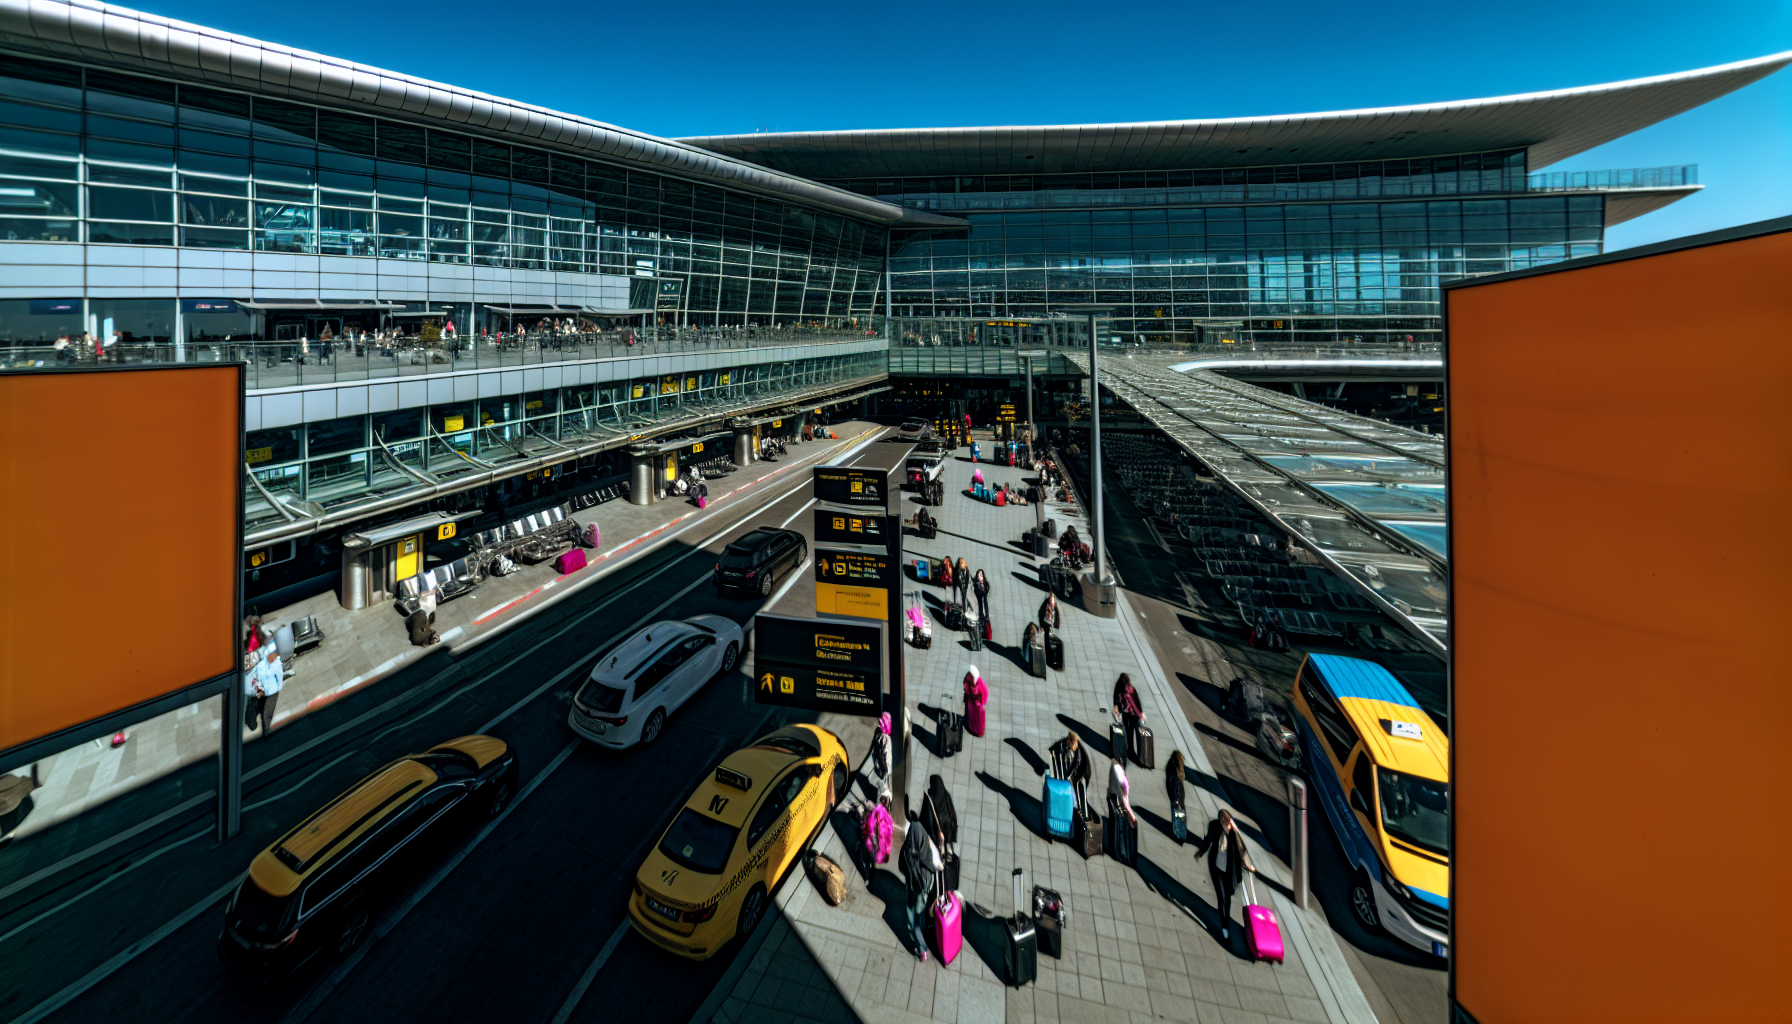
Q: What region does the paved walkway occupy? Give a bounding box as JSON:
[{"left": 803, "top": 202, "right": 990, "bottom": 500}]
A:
[
  {"left": 1, "top": 424, "right": 886, "bottom": 847},
  {"left": 696, "top": 433, "right": 1376, "bottom": 1024}
]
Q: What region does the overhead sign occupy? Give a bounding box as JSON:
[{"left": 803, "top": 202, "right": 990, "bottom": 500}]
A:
[
  {"left": 814, "top": 509, "right": 888, "bottom": 548},
  {"left": 814, "top": 546, "right": 895, "bottom": 620},
  {"left": 997, "top": 404, "right": 1017, "bottom": 422},
  {"left": 813, "top": 465, "right": 887, "bottom": 509},
  {"left": 751, "top": 613, "right": 882, "bottom": 715}
]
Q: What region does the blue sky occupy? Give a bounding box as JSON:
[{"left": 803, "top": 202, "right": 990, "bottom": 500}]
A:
[{"left": 140, "top": 0, "right": 1791, "bottom": 249}]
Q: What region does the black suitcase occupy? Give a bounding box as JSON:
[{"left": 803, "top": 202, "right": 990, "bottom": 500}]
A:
[
  {"left": 945, "top": 602, "right": 965, "bottom": 630},
  {"left": 1043, "top": 518, "right": 1057, "bottom": 539},
  {"left": 1131, "top": 724, "right": 1156, "bottom": 770},
  {"left": 940, "top": 850, "right": 960, "bottom": 894},
  {"left": 1046, "top": 633, "right": 1064, "bottom": 670},
  {"left": 938, "top": 698, "right": 963, "bottom": 757},
  {"left": 966, "top": 615, "right": 983, "bottom": 651},
  {"left": 1003, "top": 868, "right": 1037, "bottom": 987},
  {"left": 1032, "top": 887, "right": 1066, "bottom": 958},
  {"left": 1109, "top": 720, "right": 1128, "bottom": 760},
  {"left": 1108, "top": 794, "right": 1138, "bottom": 866}
]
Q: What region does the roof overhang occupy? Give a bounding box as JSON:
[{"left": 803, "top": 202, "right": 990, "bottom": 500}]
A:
[
  {"left": 678, "top": 53, "right": 1792, "bottom": 179},
  {"left": 1603, "top": 185, "right": 1703, "bottom": 227},
  {"left": 0, "top": 0, "right": 964, "bottom": 228}
]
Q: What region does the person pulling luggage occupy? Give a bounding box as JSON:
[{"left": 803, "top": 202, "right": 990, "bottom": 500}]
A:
[
  {"left": 865, "top": 712, "right": 893, "bottom": 790},
  {"left": 953, "top": 558, "right": 971, "bottom": 608},
  {"left": 1049, "top": 730, "right": 1092, "bottom": 797},
  {"left": 1191, "top": 809, "right": 1257, "bottom": 941},
  {"left": 900, "top": 808, "right": 943, "bottom": 961},
  {"left": 971, "top": 569, "right": 990, "bottom": 627},
  {"left": 1038, "top": 592, "right": 1061, "bottom": 637},
  {"left": 1166, "top": 750, "right": 1189, "bottom": 842},
  {"left": 1108, "top": 755, "right": 1138, "bottom": 863},
  {"left": 1112, "top": 673, "right": 1146, "bottom": 760}
]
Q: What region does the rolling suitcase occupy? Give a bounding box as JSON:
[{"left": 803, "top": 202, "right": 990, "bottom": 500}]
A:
[
  {"left": 1243, "top": 875, "right": 1285, "bottom": 964},
  {"left": 914, "top": 557, "right": 929, "bottom": 581},
  {"left": 1108, "top": 794, "right": 1138, "bottom": 866},
  {"left": 945, "top": 602, "right": 965, "bottom": 630},
  {"left": 1028, "top": 634, "right": 1046, "bottom": 677},
  {"left": 939, "top": 850, "right": 961, "bottom": 896},
  {"left": 939, "top": 696, "right": 964, "bottom": 757},
  {"left": 965, "top": 609, "right": 983, "bottom": 651},
  {"left": 1073, "top": 780, "right": 1102, "bottom": 858},
  {"left": 982, "top": 616, "right": 993, "bottom": 643},
  {"left": 1032, "top": 887, "right": 1066, "bottom": 959},
  {"left": 1002, "top": 868, "right": 1037, "bottom": 988},
  {"left": 1131, "top": 724, "right": 1156, "bottom": 770},
  {"left": 932, "top": 890, "right": 963, "bottom": 966},
  {"left": 1043, "top": 752, "right": 1075, "bottom": 840},
  {"left": 1042, "top": 518, "right": 1057, "bottom": 539},
  {"left": 1172, "top": 807, "right": 1188, "bottom": 843},
  {"left": 1109, "top": 720, "right": 1128, "bottom": 760},
  {"left": 1045, "top": 632, "right": 1064, "bottom": 670}
]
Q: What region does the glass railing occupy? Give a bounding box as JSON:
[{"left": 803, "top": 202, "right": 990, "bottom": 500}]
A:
[
  {"left": 0, "top": 323, "right": 890, "bottom": 388},
  {"left": 868, "top": 165, "right": 1695, "bottom": 212},
  {"left": 1525, "top": 165, "right": 1696, "bottom": 191}
]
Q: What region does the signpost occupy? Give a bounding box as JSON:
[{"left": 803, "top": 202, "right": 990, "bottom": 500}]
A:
[
  {"left": 813, "top": 464, "right": 888, "bottom": 508},
  {"left": 750, "top": 614, "right": 883, "bottom": 715},
  {"left": 814, "top": 508, "right": 889, "bottom": 547},
  {"left": 814, "top": 546, "right": 896, "bottom": 620}
]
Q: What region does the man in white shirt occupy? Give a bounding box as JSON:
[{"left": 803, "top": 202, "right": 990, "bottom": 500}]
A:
[{"left": 247, "top": 646, "right": 284, "bottom": 734}]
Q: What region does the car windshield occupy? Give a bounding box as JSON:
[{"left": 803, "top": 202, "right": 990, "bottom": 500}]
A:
[
  {"left": 228, "top": 881, "right": 293, "bottom": 941},
  {"left": 658, "top": 808, "right": 739, "bottom": 874},
  {"left": 1377, "top": 767, "right": 1449, "bottom": 857},
  {"left": 901, "top": 421, "right": 924, "bottom": 430},
  {"left": 579, "top": 681, "right": 628, "bottom": 713}
]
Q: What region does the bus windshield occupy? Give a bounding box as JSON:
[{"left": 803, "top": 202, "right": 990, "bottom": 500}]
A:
[{"left": 1377, "top": 767, "right": 1449, "bottom": 857}]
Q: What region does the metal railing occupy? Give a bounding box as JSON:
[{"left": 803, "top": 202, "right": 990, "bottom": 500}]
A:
[
  {"left": 1525, "top": 165, "right": 1696, "bottom": 191},
  {"left": 0, "top": 323, "right": 890, "bottom": 388}
]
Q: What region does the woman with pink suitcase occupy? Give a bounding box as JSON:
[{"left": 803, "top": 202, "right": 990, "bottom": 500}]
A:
[{"left": 1191, "top": 809, "right": 1257, "bottom": 944}]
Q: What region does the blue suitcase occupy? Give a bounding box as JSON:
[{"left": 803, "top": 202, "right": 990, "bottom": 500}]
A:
[{"left": 1043, "top": 774, "right": 1075, "bottom": 840}]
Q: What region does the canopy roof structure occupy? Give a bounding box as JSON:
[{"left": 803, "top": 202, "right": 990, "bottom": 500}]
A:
[
  {"left": 0, "top": 0, "right": 964, "bottom": 227},
  {"left": 680, "top": 52, "right": 1792, "bottom": 179}
]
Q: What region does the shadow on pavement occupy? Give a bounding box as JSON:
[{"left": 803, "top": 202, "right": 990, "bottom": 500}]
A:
[
  {"left": 961, "top": 899, "right": 1009, "bottom": 981},
  {"left": 1008, "top": 571, "right": 1048, "bottom": 593},
  {"left": 1054, "top": 713, "right": 1110, "bottom": 759},
  {"left": 1004, "top": 737, "right": 1048, "bottom": 777},
  {"left": 1133, "top": 853, "right": 1249, "bottom": 961},
  {"left": 974, "top": 770, "right": 1049, "bottom": 841}
]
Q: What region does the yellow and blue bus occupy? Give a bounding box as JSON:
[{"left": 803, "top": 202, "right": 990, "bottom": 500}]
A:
[{"left": 1291, "top": 653, "right": 1450, "bottom": 957}]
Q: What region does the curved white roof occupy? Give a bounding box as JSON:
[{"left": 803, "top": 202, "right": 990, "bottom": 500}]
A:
[
  {"left": 0, "top": 0, "right": 964, "bottom": 226},
  {"left": 680, "top": 53, "right": 1792, "bottom": 179}
]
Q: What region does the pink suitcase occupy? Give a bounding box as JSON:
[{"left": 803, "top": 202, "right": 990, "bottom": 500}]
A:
[
  {"left": 1243, "top": 876, "right": 1284, "bottom": 964},
  {"left": 553, "top": 549, "right": 587, "bottom": 575},
  {"left": 583, "top": 522, "right": 601, "bottom": 549},
  {"left": 932, "top": 890, "right": 963, "bottom": 966}
]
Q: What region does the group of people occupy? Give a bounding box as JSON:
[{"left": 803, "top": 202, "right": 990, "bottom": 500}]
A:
[{"left": 933, "top": 556, "right": 993, "bottom": 627}]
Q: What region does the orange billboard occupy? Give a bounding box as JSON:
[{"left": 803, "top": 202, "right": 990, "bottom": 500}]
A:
[
  {"left": 1445, "top": 218, "right": 1792, "bottom": 1023},
  {"left": 0, "top": 365, "right": 242, "bottom": 755}
]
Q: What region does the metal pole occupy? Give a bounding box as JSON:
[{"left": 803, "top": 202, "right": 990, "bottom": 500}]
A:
[
  {"left": 1289, "top": 777, "right": 1309, "bottom": 910},
  {"left": 1086, "top": 311, "right": 1112, "bottom": 601}
]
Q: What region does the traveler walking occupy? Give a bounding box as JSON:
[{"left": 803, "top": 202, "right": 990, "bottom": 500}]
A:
[
  {"left": 1038, "top": 592, "right": 1061, "bottom": 636},
  {"left": 953, "top": 558, "right": 971, "bottom": 608},
  {"left": 1112, "top": 673, "right": 1146, "bottom": 754},
  {"left": 1108, "top": 755, "right": 1139, "bottom": 863},
  {"left": 1166, "top": 750, "right": 1188, "bottom": 842},
  {"left": 971, "top": 569, "right": 990, "bottom": 626},
  {"left": 1049, "top": 731, "right": 1092, "bottom": 793},
  {"left": 1191, "top": 809, "right": 1256, "bottom": 940},
  {"left": 866, "top": 712, "right": 893, "bottom": 789},
  {"left": 901, "top": 809, "right": 943, "bottom": 961},
  {"left": 246, "top": 646, "right": 283, "bottom": 734}
]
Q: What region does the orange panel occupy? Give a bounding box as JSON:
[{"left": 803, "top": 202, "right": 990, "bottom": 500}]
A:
[
  {"left": 0, "top": 366, "right": 240, "bottom": 752},
  {"left": 1447, "top": 229, "right": 1792, "bottom": 1023}
]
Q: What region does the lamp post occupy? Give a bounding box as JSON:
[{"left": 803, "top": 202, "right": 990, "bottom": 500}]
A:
[
  {"left": 1018, "top": 348, "right": 1048, "bottom": 556},
  {"left": 1057, "top": 305, "right": 1117, "bottom": 617}
]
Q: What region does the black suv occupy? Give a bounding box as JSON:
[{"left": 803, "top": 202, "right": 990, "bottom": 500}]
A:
[{"left": 714, "top": 528, "right": 808, "bottom": 597}]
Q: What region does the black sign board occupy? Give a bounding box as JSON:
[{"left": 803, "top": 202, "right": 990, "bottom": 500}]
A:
[
  {"left": 751, "top": 614, "right": 883, "bottom": 715},
  {"left": 814, "top": 509, "right": 888, "bottom": 548},
  {"left": 813, "top": 465, "right": 887, "bottom": 509}
]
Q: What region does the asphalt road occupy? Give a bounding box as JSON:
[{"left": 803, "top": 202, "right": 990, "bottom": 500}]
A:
[{"left": 2, "top": 428, "right": 909, "bottom": 1024}]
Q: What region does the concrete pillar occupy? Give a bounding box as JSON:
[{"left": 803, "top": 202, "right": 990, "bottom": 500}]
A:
[
  {"left": 734, "top": 427, "right": 755, "bottom": 466},
  {"left": 629, "top": 448, "right": 656, "bottom": 506}
]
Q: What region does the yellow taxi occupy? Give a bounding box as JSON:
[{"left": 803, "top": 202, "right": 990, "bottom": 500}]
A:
[
  {"left": 218, "top": 735, "right": 518, "bottom": 985},
  {"left": 630, "top": 723, "right": 848, "bottom": 959},
  {"left": 1291, "top": 654, "right": 1450, "bottom": 957}
]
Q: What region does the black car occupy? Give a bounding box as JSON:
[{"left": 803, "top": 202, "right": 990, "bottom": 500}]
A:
[
  {"left": 715, "top": 527, "right": 808, "bottom": 597},
  {"left": 218, "top": 736, "right": 518, "bottom": 987}
]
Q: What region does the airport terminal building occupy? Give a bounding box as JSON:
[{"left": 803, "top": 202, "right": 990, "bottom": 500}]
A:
[{"left": 0, "top": 0, "right": 1784, "bottom": 605}]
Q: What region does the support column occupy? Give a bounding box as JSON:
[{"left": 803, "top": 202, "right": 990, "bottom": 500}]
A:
[
  {"left": 733, "top": 427, "right": 755, "bottom": 466},
  {"left": 1080, "top": 310, "right": 1117, "bottom": 618},
  {"left": 629, "top": 447, "right": 656, "bottom": 506}
]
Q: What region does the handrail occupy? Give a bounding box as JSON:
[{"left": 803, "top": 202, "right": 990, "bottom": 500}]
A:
[{"left": 244, "top": 462, "right": 301, "bottom": 523}]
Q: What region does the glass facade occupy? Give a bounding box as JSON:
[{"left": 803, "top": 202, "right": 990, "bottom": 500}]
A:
[
  {"left": 0, "top": 56, "right": 888, "bottom": 327},
  {"left": 243, "top": 349, "right": 883, "bottom": 524},
  {"left": 886, "top": 197, "right": 1605, "bottom": 343}
]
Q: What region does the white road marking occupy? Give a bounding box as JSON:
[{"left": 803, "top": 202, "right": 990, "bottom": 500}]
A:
[{"left": 548, "top": 919, "right": 631, "bottom": 1024}]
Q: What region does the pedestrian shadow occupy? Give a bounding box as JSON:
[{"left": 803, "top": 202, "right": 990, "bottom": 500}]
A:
[
  {"left": 1054, "top": 713, "right": 1114, "bottom": 759},
  {"left": 975, "top": 770, "right": 1049, "bottom": 841},
  {"left": 1194, "top": 720, "right": 1281, "bottom": 768},
  {"left": 1176, "top": 671, "right": 1232, "bottom": 718},
  {"left": 1133, "top": 853, "right": 1250, "bottom": 961},
  {"left": 1137, "top": 805, "right": 1184, "bottom": 847},
  {"left": 988, "top": 640, "right": 1030, "bottom": 675},
  {"left": 1009, "top": 571, "right": 1048, "bottom": 592},
  {"left": 867, "top": 865, "right": 926, "bottom": 958},
  {"left": 961, "top": 899, "right": 1010, "bottom": 981},
  {"left": 1004, "top": 737, "right": 1049, "bottom": 777}
]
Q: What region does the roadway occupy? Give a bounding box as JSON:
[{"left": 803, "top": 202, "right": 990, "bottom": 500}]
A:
[{"left": 4, "top": 427, "right": 908, "bottom": 1024}]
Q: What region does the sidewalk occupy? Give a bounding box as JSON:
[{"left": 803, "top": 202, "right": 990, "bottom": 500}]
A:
[
  {"left": 3, "top": 424, "right": 887, "bottom": 847},
  {"left": 697, "top": 432, "right": 1376, "bottom": 1024}
]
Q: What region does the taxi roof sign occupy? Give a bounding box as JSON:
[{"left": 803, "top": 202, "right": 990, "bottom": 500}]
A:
[
  {"left": 1382, "top": 719, "right": 1424, "bottom": 740},
  {"left": 715, "top": 765, "right": 753, "bottom": 790}
]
